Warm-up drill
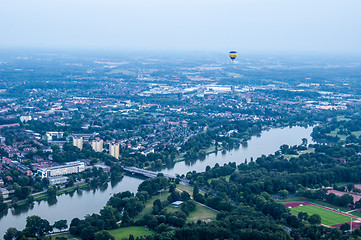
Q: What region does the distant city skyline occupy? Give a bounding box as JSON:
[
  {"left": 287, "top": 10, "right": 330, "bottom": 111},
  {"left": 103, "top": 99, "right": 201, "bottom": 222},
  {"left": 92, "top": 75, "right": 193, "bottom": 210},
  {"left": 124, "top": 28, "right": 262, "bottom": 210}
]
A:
[{"left": 1, "top": 0, "right": 361, "bottom": 54}]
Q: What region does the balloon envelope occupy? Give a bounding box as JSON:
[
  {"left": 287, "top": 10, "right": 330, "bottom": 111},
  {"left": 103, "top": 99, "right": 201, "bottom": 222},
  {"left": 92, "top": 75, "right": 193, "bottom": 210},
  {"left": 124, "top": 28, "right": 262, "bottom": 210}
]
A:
[{"left": 229, "top": 51, "right": 237, "bottom": 61}]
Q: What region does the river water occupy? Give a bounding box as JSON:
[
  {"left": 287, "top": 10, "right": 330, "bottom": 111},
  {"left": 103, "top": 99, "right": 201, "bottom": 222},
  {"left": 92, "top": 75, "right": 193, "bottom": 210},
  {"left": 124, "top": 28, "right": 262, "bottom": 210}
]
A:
[
  {"left": 0, "top": 126, "right": 313, "bottom": 237},
  {"left": 160, "top": 126, "right": 313, "bottom": 176}
]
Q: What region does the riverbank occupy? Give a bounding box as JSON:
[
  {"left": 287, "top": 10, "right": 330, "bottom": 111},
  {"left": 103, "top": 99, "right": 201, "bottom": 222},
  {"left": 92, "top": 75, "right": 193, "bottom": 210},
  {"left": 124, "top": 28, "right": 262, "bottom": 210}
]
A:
[{"left": 0, "top": 126, "right": 314, "bottom": 238}]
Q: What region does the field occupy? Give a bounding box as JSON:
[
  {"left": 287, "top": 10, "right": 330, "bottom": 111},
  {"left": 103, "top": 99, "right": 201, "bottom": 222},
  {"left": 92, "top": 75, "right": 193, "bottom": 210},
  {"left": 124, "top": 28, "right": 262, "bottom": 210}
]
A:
[
  {"left": 176, "top": 184, "right": 194, "bottom": 195},
  {"left": 108, "top": 226, "right": 154, "bottom": 240},
  {"left": 278, "top": 197, "right": 350, "bottom": 212},
  {"left": 50, "top": 233, "right": 80, "bottom": 240},
  {"left": 134, "top": 191, "right": 170, "bottom": 221},
  {"left": 186, "top": 203, "right": 217, "bottom": 222},
  {"left": 326, "top": 129, "right": 361, "bottom": 141},
  {"left": 285, "top": 202, "right": 357, "bottom": 226}
]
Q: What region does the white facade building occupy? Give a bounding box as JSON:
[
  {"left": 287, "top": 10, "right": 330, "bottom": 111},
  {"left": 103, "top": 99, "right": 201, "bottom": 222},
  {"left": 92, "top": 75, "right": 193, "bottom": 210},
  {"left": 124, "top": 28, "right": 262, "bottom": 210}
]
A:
[
  {"left": 37, "top": 161, "right": 85, "bottom": 178},
  {"left": 49, "top": 176, "right": 69, "bottom": 185},
  {"left": 45, "top": 131, "right": 64, "bottom": 142}
]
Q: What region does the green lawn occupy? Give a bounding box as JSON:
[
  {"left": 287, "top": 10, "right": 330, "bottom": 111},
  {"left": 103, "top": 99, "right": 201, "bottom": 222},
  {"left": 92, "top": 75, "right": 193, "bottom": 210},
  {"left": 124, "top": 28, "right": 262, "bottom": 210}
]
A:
[
  {"left": 108, "top": 226, "right": 154, "bottom": 240},
  {"left": 187, "top": 202, "right": 217, "bottom": 223},
  {"left": 207, "top": 175, "right": 231, "bottom": 184},
  {"left": 50, "top": 233, "right": 80, "bottom": 240},
  {"left": 352, "top": 131, "right": 361, "bottom": 138},
  {"left": 327, "top": 130, "right": 347, "bottom": 141},
  {"left": 134, "top": 191, "right": 170, "bottom": 221},
  {"left": 289, "top": 205, "right": 356, "bottom": 226},
  {"left": 176, "top": 184, "right": 198, "bottom": 195}
]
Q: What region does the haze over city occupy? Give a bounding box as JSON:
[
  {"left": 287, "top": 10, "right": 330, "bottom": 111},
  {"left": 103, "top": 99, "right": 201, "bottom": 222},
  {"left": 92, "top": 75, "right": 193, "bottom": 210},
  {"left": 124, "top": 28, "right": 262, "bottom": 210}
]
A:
[
  {"left": 1, "top": 0, "right": 361, "bottom": 239},
  {"left": 1, "top": 0, "right": 361, "bottom": 54}
]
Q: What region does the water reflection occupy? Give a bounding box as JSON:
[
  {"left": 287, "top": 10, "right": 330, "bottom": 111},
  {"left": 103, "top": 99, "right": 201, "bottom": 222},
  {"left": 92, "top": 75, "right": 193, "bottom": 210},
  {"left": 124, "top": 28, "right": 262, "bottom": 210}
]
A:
[
  {"left": 159, "top": 126, "right": 314, "bottom": 176},
  {"left": 0, "top": 175, "right": 143, "bottom": 238},
  {"left": 68, "top": 190, "right": 75, "bottom": 198},
  {"left": 47, "top": 196, "right": 58, "bottom": 206},
  {"left": 12, "top": 202, "right": 35, "bottom": 216}
]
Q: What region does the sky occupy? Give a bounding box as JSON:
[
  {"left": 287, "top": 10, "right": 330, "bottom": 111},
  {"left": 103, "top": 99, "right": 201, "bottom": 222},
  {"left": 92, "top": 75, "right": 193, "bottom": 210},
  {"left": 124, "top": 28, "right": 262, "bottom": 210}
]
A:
[{"left": 1, "top": 0, "right": 361, "bottom": 54}]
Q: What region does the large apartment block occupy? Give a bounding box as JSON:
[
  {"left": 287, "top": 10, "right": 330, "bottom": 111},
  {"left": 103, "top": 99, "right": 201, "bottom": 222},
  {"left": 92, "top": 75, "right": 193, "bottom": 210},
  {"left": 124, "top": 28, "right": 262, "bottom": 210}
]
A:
[
  {"left": 73, "top": 136, "right": 83, "bottom": 150},
  {"left": 109, "top": 143, "right": 120, "bottom": 159},
  {"left": 91, "top": 139, "right": 103, "bottom": 152},
  {"left": 37, "top": 161, "right": 85, "bottom": 178}
]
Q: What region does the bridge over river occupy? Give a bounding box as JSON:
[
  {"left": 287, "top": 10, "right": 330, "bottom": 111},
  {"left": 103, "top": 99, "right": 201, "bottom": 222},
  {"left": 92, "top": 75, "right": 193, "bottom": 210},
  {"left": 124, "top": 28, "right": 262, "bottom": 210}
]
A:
[{"left": 122, "top": 166, "right": 189, "bottom": 184}]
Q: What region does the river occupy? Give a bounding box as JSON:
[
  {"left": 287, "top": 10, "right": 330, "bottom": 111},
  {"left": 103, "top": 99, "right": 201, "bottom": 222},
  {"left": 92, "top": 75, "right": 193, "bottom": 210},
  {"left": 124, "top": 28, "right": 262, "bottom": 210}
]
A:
[
  {"left": 0, "top": 126, "right": 313, "bottom": 237},
  {"left": 159, "top": 126, "right": 314, "bottom": 176}
]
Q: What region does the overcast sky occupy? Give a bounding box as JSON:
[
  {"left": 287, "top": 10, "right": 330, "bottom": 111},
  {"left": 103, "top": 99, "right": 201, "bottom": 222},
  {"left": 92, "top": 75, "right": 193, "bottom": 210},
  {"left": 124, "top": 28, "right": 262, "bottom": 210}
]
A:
[{"left": 1, "top": 0, "right": 360, "bottom": 54}]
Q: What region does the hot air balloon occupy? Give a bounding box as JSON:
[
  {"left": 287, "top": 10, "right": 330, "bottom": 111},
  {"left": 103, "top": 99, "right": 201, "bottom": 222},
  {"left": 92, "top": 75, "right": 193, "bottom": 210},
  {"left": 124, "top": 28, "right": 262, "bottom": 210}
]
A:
[{"left": 229, "top": 51, "right": 237, "bottom": 61}]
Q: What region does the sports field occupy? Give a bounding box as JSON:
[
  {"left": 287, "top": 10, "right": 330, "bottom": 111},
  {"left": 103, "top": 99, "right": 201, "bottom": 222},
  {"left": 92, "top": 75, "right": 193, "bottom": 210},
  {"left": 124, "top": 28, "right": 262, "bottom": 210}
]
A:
[
  {"left": 288, "top": 204, "right": 356, "bottom": 226},
  {"left": 108, "top": 226, "right": 154, "bottom": 240}
]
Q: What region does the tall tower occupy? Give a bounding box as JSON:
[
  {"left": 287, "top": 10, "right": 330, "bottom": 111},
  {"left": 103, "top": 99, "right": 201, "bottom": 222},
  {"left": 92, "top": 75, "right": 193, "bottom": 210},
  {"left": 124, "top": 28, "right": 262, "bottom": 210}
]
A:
[
  {"left": 73, "top": 136, "right": 83, "bottom": 150},
  {"left": 109, "top": 143, "right": 119, "bottom": 159},
  {"left": 91, "top": 139, "right": 103, "bottom": 152}
]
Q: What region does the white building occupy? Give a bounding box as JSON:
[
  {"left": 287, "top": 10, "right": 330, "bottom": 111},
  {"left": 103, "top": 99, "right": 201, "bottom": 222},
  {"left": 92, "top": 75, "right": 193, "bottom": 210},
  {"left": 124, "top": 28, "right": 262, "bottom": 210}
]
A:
[
  {"left": 49, "top": 176, "right": 69, "bottom": 185},
  {"left": 37, "top": 161, "right": 85, "bottom": 178},
  {"left": 109, "top": 143, "right": 119, "bottom": 159},
  {"left": 20, "top": 115, "right": 32, "bottom": 123},
  {"left": 0, "top": 188, "right": 9, "bottom": 199},
  {"left": 45, "top": 132, "right": 64, "bottom": 142},
  {"left": 91, "top": 139, "right": 103, "bottom": 152},
  {"left": 73, "top": 137, "right": 83, "bottom": 150}
]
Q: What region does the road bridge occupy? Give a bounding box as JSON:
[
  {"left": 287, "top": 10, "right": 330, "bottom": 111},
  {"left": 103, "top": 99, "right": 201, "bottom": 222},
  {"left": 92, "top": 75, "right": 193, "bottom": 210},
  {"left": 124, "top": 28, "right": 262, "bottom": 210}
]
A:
[{"left": 122, "top": 166, "right": 189, "bottom": 184}]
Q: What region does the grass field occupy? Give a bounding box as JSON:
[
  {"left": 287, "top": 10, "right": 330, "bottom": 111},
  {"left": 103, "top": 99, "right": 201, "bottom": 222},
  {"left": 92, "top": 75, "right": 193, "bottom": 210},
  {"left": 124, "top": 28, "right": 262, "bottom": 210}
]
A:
[
  {"left": 207, "top": 175, "right": 231, "bottom": 184},
  {"left": 352, "top": 131, "right": 361, "bottom": 138},
  {"left": 289, "top": 205, "right": 356, "bottom": 226},
  {"left": 176, "top": 184, "right": 194, "bottom": 195},
  {"left": 50, "top": 233, "right": 80, "bottom": 240},
  {"left": 187, "top": 203, "right": 217, "bottom": 223},
  {"left": 108, "top": 226, "right": 154, "bottom": 240},
  {"left": 134, "top": 191, "right": 170, "bottom": 221},
  {"left": 326, "top": 129, "right": 361, "bottom": 141}
]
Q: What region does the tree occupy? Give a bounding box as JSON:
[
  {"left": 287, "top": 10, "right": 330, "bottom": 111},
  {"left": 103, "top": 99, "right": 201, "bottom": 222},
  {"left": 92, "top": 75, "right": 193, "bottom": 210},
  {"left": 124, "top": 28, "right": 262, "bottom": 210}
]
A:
[
  {"left": 181, "top": 191, "right": 190, "bottom": 201},
  {"left": 24, "top": 215, "right": 53, "bottom": 237},
  {"left": 100, "top": 206, "right": 118, "bottom": 229},
  {"left": 193, "top": 184, "right": 199, "bottom": 198},
  {"left": 169, "top": 184, "right": 176, "bottom": 192},
  {"left": 278, "top": 189, "right": 289, "bottom": 199},
  {"left": 121, "top": 211, "right": 131, "bottom": 226},
  {"left": 3, "top": 228, "right": 20, "bottom": 240},
  {"left": 80, "top": 226, "right": 98, "bottom": 240},
  {"left": 308, "top": 214, "right": 321, "bottom": 225},
  {"left": 53, "top": 219, "right": 67, "bottom": 232},
  {"left": 302, "top": 138, "right": 308, "bottom": 146},
  {"left": 340, "top": 223, "right": 350, "bottom": 232},
  {"left": 94, "top": 230, "right": 115, "bottom": 240},
  {"left": 298, "top": 211, "right": 308, "bottom": 220},
  {"left": 47, "top": 186, "right": 57, "bottom": 197}
]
